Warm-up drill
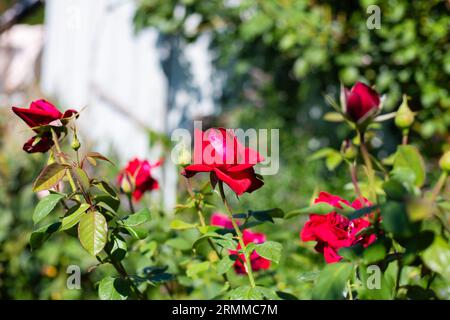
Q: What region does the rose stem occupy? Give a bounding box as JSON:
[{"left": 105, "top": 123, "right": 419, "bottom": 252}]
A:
[
  {"left": 184, "top": 178, "right": 229, "bottom": 283},
  {"left": 346, "top": 280, "right": 353, "bottom": 300},
  {"left": 53, "top": 128, "right": 144, "bottom": 299},
  {"left": 349, "top": 162, "right": 365, "bottom": 207},
  {"left": 127, "top": 193, "right": 136, "bottom": 213},
  {"left": 218, "top": 181, "right": 256, "bottom": 288},
  {"left": 51, "top": 128, "right": 79, "bottom": 199},
  {"left": 430, "top": 171, "right": 448, "bottom": 203},
  {"left": 358, "top": 130, "right": 377, "bottom": 203}
]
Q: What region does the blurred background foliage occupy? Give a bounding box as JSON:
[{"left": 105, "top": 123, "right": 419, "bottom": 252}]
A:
[{"left": 135, "top": 0, "right": 449, "bottom": 208}]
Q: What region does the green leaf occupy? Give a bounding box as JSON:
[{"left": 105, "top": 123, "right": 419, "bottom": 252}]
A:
[
  {"left": 381, "top": 201, "right": 417, "bottom": 238},
  {"left": 86, "top": 152, "right": 114, "bottom": 165},
  {"left": 229, "top": 285, "right": 263, "bottom": 300},
  {"left": 78, "top": 211, "right": 108, "bottom": 256},
  {"left": 422, "top": 236, "right": 450, "bottom": 281},
  {"left": 29, "top": 222, "right": 61, "bottom": 250},
  {"left": 33, "top": 193, "right": 64, "bottom": 224},
  {"left": 72, "top": 167, "right": 90, "bottom": 191},
  {"left": 326, "top": 152, "right": 343, "bottom": 171},
  {"left": 122, "top": 208, "right": 151, "bottom": 227},
  {"left": 323, "top": 112, "right": 345, "bottom": 122},
  {"left": 393, "top": 145, "right": 426, "bottom": 187},
  {"left": 60, "top": 203, "right": 90, "bottom": 230},
  {"left": 255, "top": 241, "right": 282, "bottom": 263},
  {"left": 249, "top": 208, "right": 284, "bottom": 222},
  {"left": 298, "top": 271, "right": 320, "bottom": 282},
  {"left": 253, "top": 286, "right": 278, "bottom": 300},
  {"left": 285, "top": 202, "right": 334, "bottom": 219},
  {"left": 312, "top": 262, "right": 353, "bottom": 300},
  {"left": 166, "top": 238, "right": 191, "bottom": 251},
  {"left": 186, "top": 261, "right": 210, "bottom": 278},
  {"left": 170, "top": 219, "right": 197, "bottom": 230},
  {"left": 307, "top": 148, "right": 335, "bottom": 161},
  {"left": 363, "top": 240, "right": 388, "bottom": 264},
  {"left": 123, "top": 225, "right": 148, "bottom": 240},
  {"left": 338, "top": 244, "right": 364, "bottom": 262},
  {"left": 32, "top": 163, "right": 68, "bottom": 192},
  {"left": 216, "top": 255, "right": 235, "bottom": 275},
  {"left": 98, "top": 276, "right": 130, "bottom": 300},
  {"left": 357, "top": 264, "right": 395, "bottom": 299}
]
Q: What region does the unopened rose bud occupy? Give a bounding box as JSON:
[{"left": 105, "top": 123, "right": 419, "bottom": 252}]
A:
[
  {"left": 395, "top": 95, "right": 415, "bottom": 129},
  {"left": 439, "top": 150, "right": 450, "bottom": 172},
  {"left": 71, "top": 133, "right": 81, "bottom": 151},
  {"left": 120, "top": 173, "right": 134, "bottom": 195}
]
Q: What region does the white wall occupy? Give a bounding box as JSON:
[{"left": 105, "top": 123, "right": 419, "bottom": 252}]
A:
[{"left": 41, "top": 0, "right": 215, "bottom": 210}]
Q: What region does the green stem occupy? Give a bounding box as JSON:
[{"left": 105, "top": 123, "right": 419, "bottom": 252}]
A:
[
  {"left": 127, "top": 194, "right": 136, "bottom": 213},
  {"left": 51, "top": 129, "right": 79, "bottom": 198},
  {"left": 359, "top": 131, "right": 377, "bottom": 203},
  {"left": 349, "top": 162, "right": 365, "bottom": 207},
  {"left": 184, "top": 178, "right": 229, "bottom": 283},
  {"left": 105, "top": 250, "right": 146, "bottom": 300},
  {"left": 430, "top": 171, "right": 448, "bottom": 203},
  {"left": 346, "top": 280, "right": 353, "bottom": 300},
  {"left": 218, "top": 181, "right": 256, "bottom": 288}
]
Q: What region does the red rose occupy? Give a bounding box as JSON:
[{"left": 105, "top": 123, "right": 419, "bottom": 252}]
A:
[
  {"left": 300, "top": 192, "right": 376, "bottom": 263},
  {"left": 210, "top": 213, "right": 270, "bottom": 274},
  {"left": 117, "top": 158, "right": 161, "bottom": 201},
  {"left": 12, "top": 99, "right": 77, "bottom": 130},
  {"left": 12, "top": 99, "right": 78, "bottom": 153},
  {"left": 210, "top": 212, "right": 236, "bottom": 229},
  {"left": 182, "top": 128, "right": 264, "bottom": 196},
  {"left": 341, "top": 82, "right": 380, "bottom": 122}
]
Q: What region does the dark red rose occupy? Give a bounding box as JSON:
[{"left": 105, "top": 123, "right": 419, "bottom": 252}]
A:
[
  {"left": 300, "top": 192, "right": 376, "bottom": 263},
  {"left": 342, "top": 82, "right": 380, "bottom": 122},
  {"left": 22, "top": 133, "right": 55, "bottom": 153},
  {"left": 12, "top": 99, "right": 77, "bottom": 130},
  {"left": 118, "top": 158, "right": 161, "bottom": 201},
  {"left": 182, "top": 128, "right": 264, "bottom": 196},
  {"left": 12, "top": 99, "right": 78, "bottom": 154},
  {"left": 210, "top": 213, "right": 270, "bottom": 274}
]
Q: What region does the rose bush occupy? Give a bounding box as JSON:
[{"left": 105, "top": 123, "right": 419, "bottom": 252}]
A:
[{"left": 10, "top": 81, "right": 450, "bottom": 300}]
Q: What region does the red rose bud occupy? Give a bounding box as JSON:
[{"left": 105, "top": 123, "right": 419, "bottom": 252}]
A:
[
  {"left": 341, "top": 82, "right": 381, "bottom": 123},
  {"left": 117, "top": 158, "right": 161, "bottom": 201},
  {"left": 300, "top": 192, "right": 377, "bottom": 263},
  {"left": 12, "top": 99, "right": 78, "bottom": 131},
  {"left": 181, "top": 128, "right": 264, "bottom": 196}
]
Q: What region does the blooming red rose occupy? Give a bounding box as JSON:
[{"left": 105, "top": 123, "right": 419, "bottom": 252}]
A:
[
  {"left": 300, "top": 192, "right": 376, "bottom": 263},
  {"left": 182, "top": 128, "right": 264, "bottom": 196},
  {"left": 341, "top": 82, "right": 380, "bottom": 122},
  {"left": 12, "top": 99, "right": 77, "bottom": 130},
  {"left": 117, "top": 158, "right": 161, "bottom": 201},
  {"left": 210, "top": 213, "right": 270, "bottom": 274},
  {"left": 12, "top": 99, "right": 78, "bottom": 153}
]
